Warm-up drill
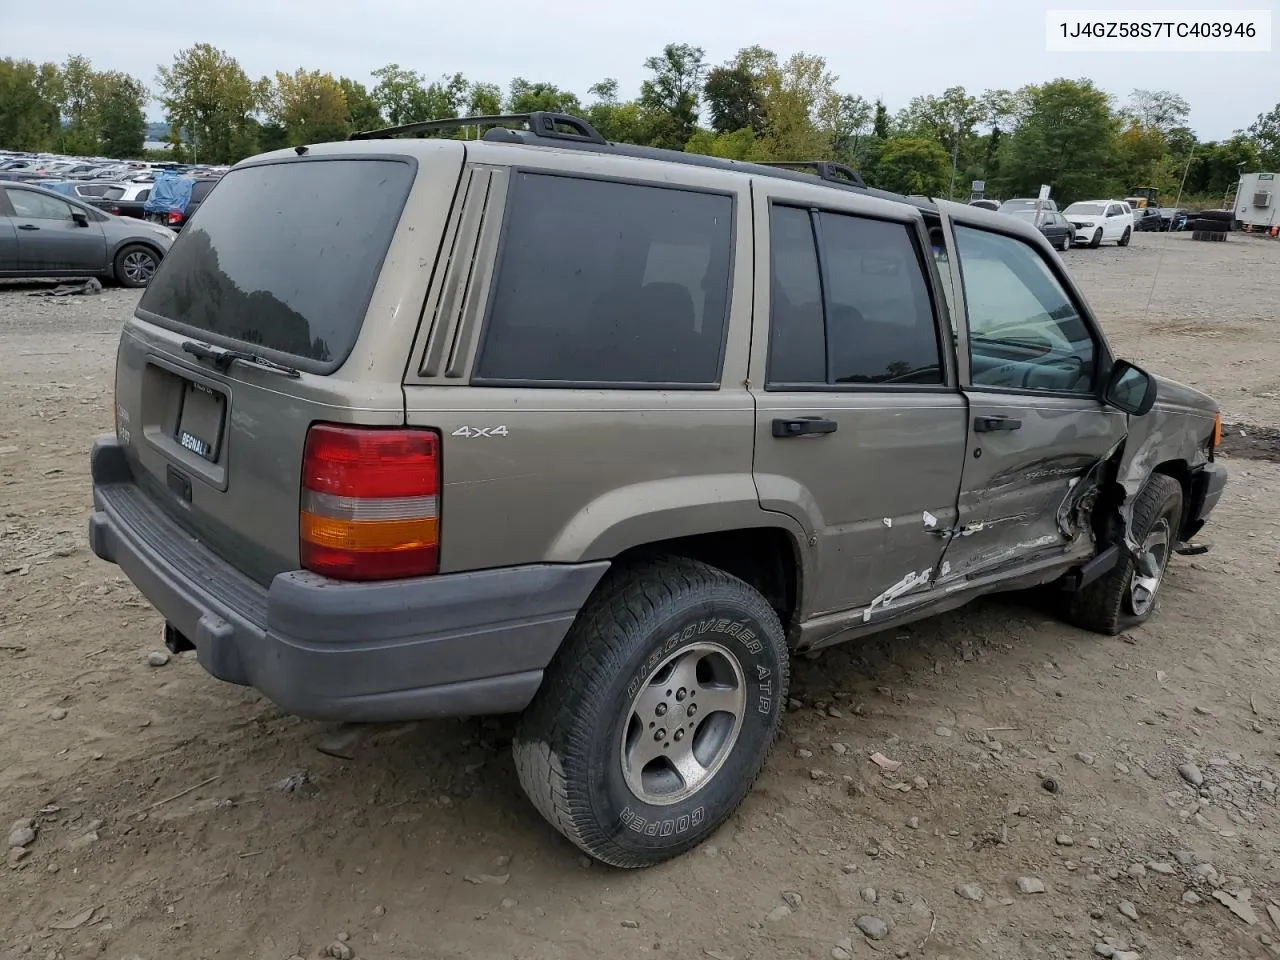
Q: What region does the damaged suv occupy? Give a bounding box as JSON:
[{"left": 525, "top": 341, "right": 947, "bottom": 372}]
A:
[{"left": 88, "top": 112, "right": 1227, "bottom": 869}]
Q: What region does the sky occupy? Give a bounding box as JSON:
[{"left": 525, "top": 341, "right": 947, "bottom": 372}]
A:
[{"left": 5, "top": 0, "right": 1277, "bottom": 140}]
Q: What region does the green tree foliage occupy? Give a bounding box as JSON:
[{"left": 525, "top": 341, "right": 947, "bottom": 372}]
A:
[
  {"left": 339, "top": 77, "right": 384, "bottom": 133},
  {"left": 156, "top": 43, "right": 264, "bottom": 163},
  {"left": 371, "top": 64, "right": 431, "bottom": 126},
  {"left": 1248, "top": 104, "right": 1280, "bottom": 170},
  {"left": 1124, "top": 88, "right": 1190, "bottom": 133},
  {"left": 94, "top": 71, "right": 148, "bottom": 157},
  {"left": 508, "top": 78, "right": 582, "bottom": 114},
  {"left": 757, "top": 52, "right": 836, "bottom": 160},
  {"left": 997, "top": 79, "right": 1119, "bottom": 203},
  {"left": 467, "top": 82, "right": 502, "bottom": 117},
  {"left": 874, "top": 137, "right": 951, "bottom": 196},
  {"left": 703, "top": 47, "right": 772, "bottom": 136},
  {"left": 270, "top": 69, "right": 349, "bottom": 146},
  {"left": 639, "top": 43, "right": 706, "bottom": 149},
  {"left": 0, "top": 58, "right": 63, "bottom": 151}
]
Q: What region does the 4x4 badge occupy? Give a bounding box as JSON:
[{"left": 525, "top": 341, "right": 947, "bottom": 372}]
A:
[{"left": 451, "top": 425, "right": 509, "bottom": 439}]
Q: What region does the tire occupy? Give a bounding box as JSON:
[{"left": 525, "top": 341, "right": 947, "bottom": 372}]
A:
[
  {"left": 1057, "top": 233, "right": 1069, "bottom": 251},
  {"left": 513, "top": 557, "right": 789, "bottom": 868},
  {"left": 1189, "top": 218, "right": 1228, "bottom": 233},
  {"left": 1065, "top": 474, "right": 1183, "bottom": 635},
  {"left": 1088, "top": 228, "right": 1102, "bottom": 248},
  {"left": 1196, "top": 210, "right": 1233, "bottom": 223},
  {"left": 114, "top": 244, "right": 160, "bottom": 288},
  {"left": 1117, "top": 227, "right": 1131, "bottom": 247}
]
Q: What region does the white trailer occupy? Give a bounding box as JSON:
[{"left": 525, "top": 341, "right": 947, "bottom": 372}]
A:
[{"left": 1233, "top": 172, "right": 1278, "bottom": 230}]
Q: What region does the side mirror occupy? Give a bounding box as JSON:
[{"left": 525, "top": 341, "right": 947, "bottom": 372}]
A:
[
  {"left": 1104, "top": 359, "right": 1157, "bottom": 415},
  {"left": 71, "top": 211, "right": 89, "bottom": 227}
]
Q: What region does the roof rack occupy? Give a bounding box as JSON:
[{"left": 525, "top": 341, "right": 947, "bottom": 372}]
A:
[
  {"left": 755, "top": 161, "right": 866, "bottom": 189},
  {"left": 350, "top": 112, "right": 607, "bottom": 144}
]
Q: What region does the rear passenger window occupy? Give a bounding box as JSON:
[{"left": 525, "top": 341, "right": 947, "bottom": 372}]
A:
[
  {"left": 766, "top": 205, "right": 944, "bottom": 387},
  {"left": 474, "top": 174, "right": 733, "bottom": 386}
]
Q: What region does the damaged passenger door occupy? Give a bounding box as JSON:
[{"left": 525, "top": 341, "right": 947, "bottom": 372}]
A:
[{"left": 940, "top": 221, "right": 1127, "bottom": 583}]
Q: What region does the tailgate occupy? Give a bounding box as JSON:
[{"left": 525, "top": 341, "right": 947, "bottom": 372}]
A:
[{"left": 110, "top": 149, "right": 462, "bottom": 585}]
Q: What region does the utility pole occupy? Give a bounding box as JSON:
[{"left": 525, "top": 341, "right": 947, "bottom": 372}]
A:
[{"left": 949, "top": 119, "right": 960, "bottom": 201}]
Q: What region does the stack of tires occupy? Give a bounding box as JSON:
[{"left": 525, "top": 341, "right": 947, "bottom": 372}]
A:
[{"left": 1189, "top": 210, "right": 1233, "bottom": 242}]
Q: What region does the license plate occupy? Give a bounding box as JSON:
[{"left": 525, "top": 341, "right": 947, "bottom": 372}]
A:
[{"left": 175, "top": 380, "right": 225, "bottom": 462}]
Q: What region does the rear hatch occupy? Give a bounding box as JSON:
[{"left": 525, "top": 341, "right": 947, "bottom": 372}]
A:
[{"left": 112, "top": 149, "right": 460, "bottom": 585}]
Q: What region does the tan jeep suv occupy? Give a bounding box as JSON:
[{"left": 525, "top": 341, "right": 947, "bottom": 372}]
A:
[{"left": 89, "top": 112, "right": 1227, "bottom": 868}]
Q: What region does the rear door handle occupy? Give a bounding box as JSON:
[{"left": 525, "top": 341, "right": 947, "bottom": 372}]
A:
[
  {"left": 973, "top": 415, "right": 1022, "bottom": 432},
  {"left": 17, "top": 224, "right": 39, "bottom": 231},
  {"left": 773, "top": 416, "right": 838, "bottom": 438}
]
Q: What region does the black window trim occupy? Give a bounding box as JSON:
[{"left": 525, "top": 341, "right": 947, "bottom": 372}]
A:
[
  {"left": 764, "top": 199, "right": 955, "bottom": 394},
  {"left": 469, "top": 167, "right": 738, "bottom": 391},
  {"left": 134, "top": 153, "right": 418, "bottom": 377},
  {"left": 950, "top": 220, "right": 1114, "bottom": 401}
]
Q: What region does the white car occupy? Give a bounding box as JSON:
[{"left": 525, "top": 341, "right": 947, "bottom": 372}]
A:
[{"left": 1064, "top": 200, "right": 1135, "bottom": 248}]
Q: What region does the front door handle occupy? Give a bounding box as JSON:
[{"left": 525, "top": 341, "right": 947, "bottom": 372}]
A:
[
  {"left": 773, "top": 416, "right": 838, "bottom": 438},
  {"left": 973, "top": 415, "right": 1022, "bottom": 432},
  {"left": 17, "top": 224, "right": 39, "bottom": 231}
]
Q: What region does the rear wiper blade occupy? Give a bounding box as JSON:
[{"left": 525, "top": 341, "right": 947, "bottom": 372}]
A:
[{"left": 182, "top": 341, "right": 301, "bottom": 378}]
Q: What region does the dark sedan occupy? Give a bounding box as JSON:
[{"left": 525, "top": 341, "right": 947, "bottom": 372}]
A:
[
  {"left": 1133, "top": 207, "right": 1164, "bottom": 232},
  {"left": 1007, "top": 208, "right": 1076, "bottom": 250},
  {"left": 0, "top": 182, "right": 176, "bottom": 287}
]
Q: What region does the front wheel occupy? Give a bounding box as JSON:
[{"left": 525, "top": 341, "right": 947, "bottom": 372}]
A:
[
  {"left": 1118, "top": 226, "right": 1132, "bottom": 247},
  {"left": 114, "top": 244, "right": 159, "bottom": 288},
  {"left": 514, "top": 557, "right": 789, "bottom": 868},
  {"left": 1065, "top": 474, "right": 1183, "bottom": 635},
  {"left": 1089, "top": 228, "right": 1103, "bottom": 248}
]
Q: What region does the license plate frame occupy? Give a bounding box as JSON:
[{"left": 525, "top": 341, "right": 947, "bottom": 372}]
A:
[{"left": 175, "top": 379, "right": 226, "bottom": 463}]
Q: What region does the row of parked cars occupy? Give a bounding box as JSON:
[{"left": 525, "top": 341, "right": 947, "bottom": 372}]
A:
[
  {"left": 970, "top": 196, "right": 1196, "bottom": 250},
  {"left": 0, "top": 150, "right": 231, "bottom": 286}
]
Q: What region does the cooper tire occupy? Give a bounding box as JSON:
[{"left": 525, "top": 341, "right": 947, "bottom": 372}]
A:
[
  {"left": 1117, "top": 226, "right": 1131, "bottom": 247},
  {"left": 1065, "top": 474, "right": 1183, "bottom": 635},
  {"left": 114, "top": 244, "right": 159, "bottom": 288},
  {"left": 1089, "top": 228, "right": 1103, "bottom": 248},
  {"left": 513, "top": 557, "right": 788, "bottom": 868}
]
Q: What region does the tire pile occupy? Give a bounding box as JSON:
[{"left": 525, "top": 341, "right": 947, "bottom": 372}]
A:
[{"left": 1189, "top": 209, "right": 1233, "bottom": 242}]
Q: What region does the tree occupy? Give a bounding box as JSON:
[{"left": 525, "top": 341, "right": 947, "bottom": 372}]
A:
[
  {"left": 59, "top": 55, "right": 99, "bottom": 155},
  {"left": 1248, "top": 103, "right": 1280, "bottom": 170},
  {"left": 371, "top": 64, "right": 431, "bottom": 126},
  {"left": 818, "top": 93, "right": 872, "bottom": 164},
  {"left": 1125, "top": 89, "right": 1190, "bottom": 133},
  {"left": 271, "top": 69, "right": 349, "bottom": 145},
  {"left": 95, "top": 70, "right": 147, "bottom": 157},
  {"left": 507, "top": 78, "right": 581, "bottom": 114},
  {"left": 639, "top": 43, "right": 706, "bottom": 149},
  {"left": 871, "top": 137, "right": 950, "bottom": 195},
  {"left": 467, "top": 81, "right": 502, "bottom": 117},
  {"left": 997, "top": 79, "right": 1119, "bottom": 204},
  {"left": 585, "top": 79, "right": 650, "bottom": 144},
  {"left": 157, "top": 44, "right": 264, "bottom": 163},
  {"left": 685, "top": 127, "right": 757, "bottom": 160},
  {"left": 871, "top": 99, "right": 890, "bottom": 139},
  {"left": 339, "top": 77, "right": 383, "bottom": 133},
  {"left": 757, "top": 52, "right": 837, "bottom": 160},
  {"left": 0, "top": 58, "right": 62, "bottom": 151}
]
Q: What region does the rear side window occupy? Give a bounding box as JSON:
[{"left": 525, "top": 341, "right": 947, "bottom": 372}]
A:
[
  {"left": 474, "top": 173, "right": 733, "bottom": 386},
  {"left": 138, "top": 158, "right": 414, "bottom": 369},
  {"left": 767, "top": 205, "right": 944, "bottom": 387},
  {"left": 190, "top": 180, "right": 215, "bottom": 203}
]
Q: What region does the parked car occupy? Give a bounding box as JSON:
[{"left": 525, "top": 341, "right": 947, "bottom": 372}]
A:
[
  {"left": 86, "top": 182, "right": 153, "bottom": 220},
  {"left": 968, "top": 198, "right": 999, "bottom": 211},
  {"left": 0, "top": 182, "right": 175, "bottom": 286},
  {"left": 1132, "top": 207, "right": 1164, "bottom": 232},
  {"left": 143, "top": 174, "right": 220, "bottom": 231},
  {"left": 88, "top": 111, "right": 1227, "bottom": 869},
  {"left": 1007, "top": 208, "right": 1076, "bottom": 250},
  {"left": 999, "top": 197, "right": 1058, "bottom": 215},
  {"left": 1065, "top": 200, "right": 1135, "bottom": 247}
]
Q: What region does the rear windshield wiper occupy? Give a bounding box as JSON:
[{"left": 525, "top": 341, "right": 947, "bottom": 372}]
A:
[{"left": 182, "top": 341, "right": 301, "bottom": 378}]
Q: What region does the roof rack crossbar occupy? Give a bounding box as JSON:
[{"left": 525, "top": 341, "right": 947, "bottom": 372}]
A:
[
  {"left": 350, "top": 112, "right": 607, "bottom": 144},
  {"left": 755, "top": 160, "right": 866, "bottom": 188}
]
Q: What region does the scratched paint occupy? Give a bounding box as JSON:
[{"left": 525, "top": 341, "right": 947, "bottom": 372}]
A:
[
  {"left": 863, "top": 568, "right": 932, "bottom": 622},
  {"left": 922, "top": 510, "right": 938, "bottom": 528}
]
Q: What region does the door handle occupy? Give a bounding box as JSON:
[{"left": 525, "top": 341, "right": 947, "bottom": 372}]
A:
[
  {"left": 17, "top": 224, "right": 39, "bottom": 231},
  {"left": 773, "top": 416, "right": 838, "bottom": 438},
  {"left": 973, "top": 415, "right": 1022, "bottom": 432}
]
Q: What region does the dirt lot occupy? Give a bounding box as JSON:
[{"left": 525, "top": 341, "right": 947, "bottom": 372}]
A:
[{"left": 2, "top": 232, "right": 1279, "bottom": 960}]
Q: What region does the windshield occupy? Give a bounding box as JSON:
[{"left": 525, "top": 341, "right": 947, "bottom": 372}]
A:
[
  {"left": 1065, "top": 203, "right": 1105, "bottom": 216},
  {"left": 138, "top": 157, "right": 415, "bottom": 371},
  {"left": 999, "top": 199, "right": 1040, "bottom": 211}
]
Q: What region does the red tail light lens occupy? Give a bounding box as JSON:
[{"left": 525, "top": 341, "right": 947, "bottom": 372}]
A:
[
  {"left": 167, "top": 210, "right": 182, "bottom": 225},
  {"left": 300, "top": 424, "right": 441, "bottom": 581}
]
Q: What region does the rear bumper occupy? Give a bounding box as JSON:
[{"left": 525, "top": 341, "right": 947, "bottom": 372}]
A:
[{"left": 88, "top": 437, "right": 608, "bottom": 722}]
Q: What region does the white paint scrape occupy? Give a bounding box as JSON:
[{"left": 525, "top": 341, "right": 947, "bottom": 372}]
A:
[
  {"left": 922, "top": 510, "right": 938, "bottom": 528},
  {"left": 864, "top": 568, "right": 932, "bottom": 622}
]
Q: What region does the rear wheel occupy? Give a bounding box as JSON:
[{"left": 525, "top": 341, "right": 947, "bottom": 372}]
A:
[
  {"left": 1089, "top": 228, "right": 1103, "bottom": 248},
  {"left": 514, "top": 557, "right": 788, "bottom": 868},
  {"left": 1118, "top": 227, "right": 1131, "bottom": 247},
  {"left": 1065, "top": 474, "right": 1183, "bottom": 635},
  {"left": 114, "top": 244, "right": 159, "bottom": 288}
]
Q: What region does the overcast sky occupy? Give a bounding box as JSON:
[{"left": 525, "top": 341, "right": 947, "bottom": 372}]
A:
[{"left": 7, "top": 0, "right": 1275, "bottom": 140}]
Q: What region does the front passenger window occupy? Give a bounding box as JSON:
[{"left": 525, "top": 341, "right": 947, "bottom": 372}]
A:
[{"left": 954, "top": 225, "right": 1096, "bottom": 393}]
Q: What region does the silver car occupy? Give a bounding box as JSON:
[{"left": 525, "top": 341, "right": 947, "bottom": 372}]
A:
[{"left": 0, "top": 181, "right": 176, "bottom": 287}]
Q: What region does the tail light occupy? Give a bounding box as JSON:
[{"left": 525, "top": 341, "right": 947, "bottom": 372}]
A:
[
  {"left": 300, "top": 424, "right": 441, "bottom": 581},
  {"left": 167, "top": 210, "right": 182, "bottom": 226}
]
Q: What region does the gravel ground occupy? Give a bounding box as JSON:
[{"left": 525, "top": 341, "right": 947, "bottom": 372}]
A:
[{"left": 2, "top": 232, "right": 1279, "bottom": 960}]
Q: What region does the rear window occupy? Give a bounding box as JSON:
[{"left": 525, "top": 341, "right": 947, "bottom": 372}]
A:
[
  {"left": 138, "top": 158, "right": 414, "bottom": 369},
  {"left": 473, "top": 173, "right": 733, "bottom": 386}
]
